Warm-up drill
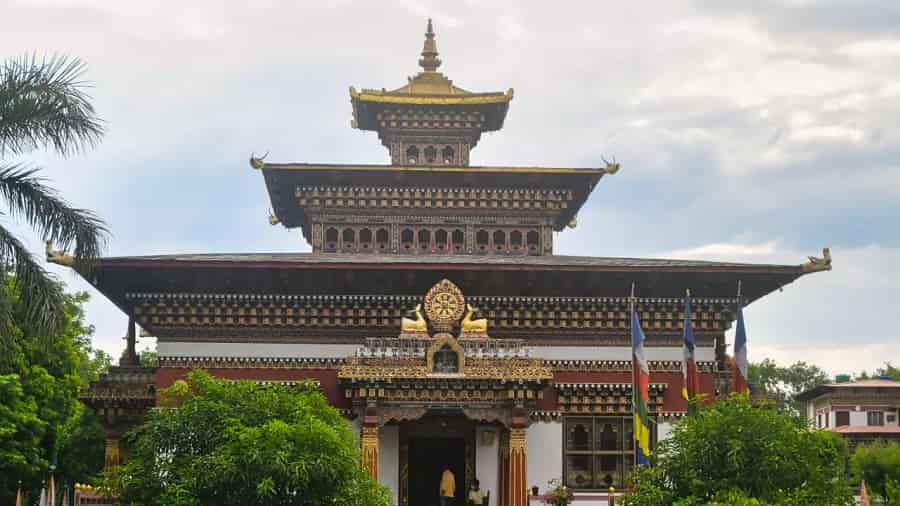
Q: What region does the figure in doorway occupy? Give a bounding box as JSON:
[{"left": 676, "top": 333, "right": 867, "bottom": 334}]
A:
[
  {"left": 468, "top": 479, "right": 487, "bottom": 506},
  {"left": 440, "top": 467, "right": 456, "bottom": 506}
]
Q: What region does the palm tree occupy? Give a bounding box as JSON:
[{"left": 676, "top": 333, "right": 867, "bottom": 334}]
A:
[{"left": 0, "top": 54, "right": 107, "bottom": 337}]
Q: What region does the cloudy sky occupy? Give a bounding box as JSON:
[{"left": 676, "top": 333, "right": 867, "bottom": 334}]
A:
[{"left": 3, "top": 0, "right": 898, "bottom": 376}]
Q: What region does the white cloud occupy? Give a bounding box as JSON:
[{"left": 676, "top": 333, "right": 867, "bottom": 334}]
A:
[
  {"left": 789, "top": 125, "right": 865, "bottom": 143},
  {"left": 838, "top": 38, "right": 900, "bottom": 58},
  {"left": 661, "top": 241, "right": 779, "bottom": 260}
]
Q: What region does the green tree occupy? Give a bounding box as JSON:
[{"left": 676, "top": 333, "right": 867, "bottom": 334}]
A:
[
  {"left": 749, "top": 359, "right": 830, "bottom": 412},
  {"left": 108, "top": 370, "right": 391, "bottom": 506},
  {"left": 622, "top": 395, "right": 854, "bottom": 506},
  {"left": 0, "top": 53, "right": 107, "bottom": 345},
  {"left": 852, "top": 441, "right": 900, "bottom": 503},
  {"left": 0, "top": 278, "right": 105, "bottom": 503},
  {"left": 857, "top": 362, "right": 900, "bottom": 381},
  {"left": 138, "top": 346, "right": 158, "bottom": 368}
]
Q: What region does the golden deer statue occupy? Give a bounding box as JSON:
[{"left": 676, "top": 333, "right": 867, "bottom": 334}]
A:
[
  {"left": 459, "top": 304, "right": 488, "bottom": 338},
  {"left": 400, "top": 304, "right": 428, "bottom": 336}
]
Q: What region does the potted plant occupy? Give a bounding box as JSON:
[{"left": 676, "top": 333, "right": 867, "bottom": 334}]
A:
[{"left": 542, "top": 479, "right": 574, "bottom": 506}]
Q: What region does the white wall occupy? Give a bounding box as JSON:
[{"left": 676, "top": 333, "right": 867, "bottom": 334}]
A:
[
  {"left": 850, "top": 410, "right": 867, "bottom": 426},
  {"left": 379, "top": 425, "right": 399, "bottom": 506},
  {"left": 529, "top": 346, "right": 715, "bottom": 362},
  {"left": 527, "top": 421, "right": 563, "bottom": 495},
  {"left": 157, "top": 341, "right": 716, "bottom": 362},
  {"left": 476, "top": 426, "right": 499, "bottom": 506},
  {"left": 157, "top": 341, "right": 360, "bottom": 358},
  {"left": 657, "top": 421, "right": 674, "bottom": 444}
]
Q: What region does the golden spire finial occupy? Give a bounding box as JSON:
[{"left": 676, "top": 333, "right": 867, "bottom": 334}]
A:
[{"left": 419, "top": 18, "right": 441, "bottom": 72}]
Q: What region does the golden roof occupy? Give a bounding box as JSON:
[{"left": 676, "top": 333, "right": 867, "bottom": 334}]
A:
[
  {"left": 350, "top": 19, "right": 513, "bottom": 126},
  {"left": 250, "top": 160, "right": 616, "bottom": 176}
]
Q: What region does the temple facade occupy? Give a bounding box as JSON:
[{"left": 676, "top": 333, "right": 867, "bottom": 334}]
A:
[{"left": 68, "top": 20, "right": 832, "bottom": 506}]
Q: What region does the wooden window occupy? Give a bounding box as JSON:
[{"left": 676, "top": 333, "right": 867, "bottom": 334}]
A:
[
  {"left": 563, "top": 416, "right": 638, "bottom": 491},
  {"left": 401, "top": 229, "right": 414, "bottom": 252},
  {"left": 868, "top": 411, "right": 884, "bottom": 426},
  {"left": 424, "top": 145, "right": 437, "bottom": 164},
  {"left": 435, "top": 229, "right": 449, "bottom": 252},
  {"left": 492, "top": 230, "right": 506, "bottom": 252},
  {"left": 406, "top": 146, "right": 419, "bottom": 165},
  {"left": 359, "top": 229, "right": 373, "bottom": 251},
  {"left": 451, "top": 229, "right": 464, "bottom": 253},
  {"left": 510, "top": 230, "right": 523, "bottom": 252},
  {"left": 835, "top": 411, "right": 850, "bottom": 427},
  {"left": 526, "top": 230, "right": 540, "bottom": 254},
  {"left": 417, "top": 229, "right": 431, "bottom": 252},
  {"left": 342, "top": 229, "right": 356, "bottom": 251},
  {"left": 324, "top": 228, "right": 339, "bottom": 252},
  {"left": 375, "top": 229, "right": 389, "bottom": 251},
  {"left": 442, "top": 145, "right": 455, "bottom": 164},
  {"left": 476, "top": 230, "right": 489, "bottom": 253}
]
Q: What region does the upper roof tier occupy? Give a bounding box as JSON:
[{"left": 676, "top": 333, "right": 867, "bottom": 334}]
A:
[
  {"left": 255, "top": 162, "right": 618, "bottom": 248},
  {"left": 350, "top": 19, "right": 513, "bottom": 164}
]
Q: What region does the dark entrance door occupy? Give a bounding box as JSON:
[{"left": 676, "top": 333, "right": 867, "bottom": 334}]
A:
[{"left": 408, "top": 437, "right": 466, "bottom": 506}]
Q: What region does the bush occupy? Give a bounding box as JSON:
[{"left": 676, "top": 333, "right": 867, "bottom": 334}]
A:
[
  {"left": 853, "top": 441, "right": 900, "bottom": 502},
  {"left": 107, "top": 370, "right": 391, "bottom": 506},
  {"left": 622, "top": 395, "right": 853, "bottom": 506}
]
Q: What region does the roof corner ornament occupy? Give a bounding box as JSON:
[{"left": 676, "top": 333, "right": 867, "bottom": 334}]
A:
[
  {"left": 46, "top": 240, "right": 75, "bottom": 267},
  {"left": 249, "top": 151, "right": 268, "bottom": 170},
  {"left": 802, "top": 247, "right": 832, "bottom": 273},
  {"left": 418, "top": 18, "right": 442, "bottom": 72},
  {"left": 568, "top": 217, "right": 578, "bottom": 229},
  {"left": 601, "top": 155, "right": 620, "bottom": 175},
  {"left": 268, "top": 209, "right": 280, "bottom": 226}
]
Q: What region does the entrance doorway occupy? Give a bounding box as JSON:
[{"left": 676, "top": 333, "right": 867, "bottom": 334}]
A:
[
  {"left": 408, "top": 437, "right": 466, "bottom": 506},
  {"left": 401, "top": 413, "right": 475, "bottom": 506}
]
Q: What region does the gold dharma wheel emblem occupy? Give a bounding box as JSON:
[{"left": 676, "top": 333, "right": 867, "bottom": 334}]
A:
[
  {"left": 423, "top": 279, "right": 465, "bottom": 333},
  {"left": 432, "top": 292, "right": 461, "bottom": 319}
]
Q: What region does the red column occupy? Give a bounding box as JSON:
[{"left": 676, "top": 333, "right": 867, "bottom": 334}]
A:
[{"left": 508, "top": 427, "right": 527, "bottom": 506}]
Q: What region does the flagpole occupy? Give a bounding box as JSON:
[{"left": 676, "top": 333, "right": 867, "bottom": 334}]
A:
[
  {"left": 15, "top": 481, "right": 22, "bottom": 506},
  {"left": 630, "top": 281, "right": 636, "bottom": 466},
  {"left": 683, "top": 287, "right": 698, "bottom": 414}
]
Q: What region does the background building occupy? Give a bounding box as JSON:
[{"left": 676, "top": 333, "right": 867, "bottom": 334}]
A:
[{"left": 798, "top": 378, "right": 900, "bottom": 448}]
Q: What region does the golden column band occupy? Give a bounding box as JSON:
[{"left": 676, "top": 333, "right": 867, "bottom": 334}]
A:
[
  {"left": 104, "top": 437, "right": 122, "bottom": 470},
  {"left": 508, "top": 427, "right": 527, "bottom": 506},
  {"left": 362, "top": 426, "right": 379, "bottom": 480}
]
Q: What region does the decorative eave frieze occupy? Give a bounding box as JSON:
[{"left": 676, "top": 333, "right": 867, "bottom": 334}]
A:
[
  {"left": 547, "top": 360, "right": 716, "bottom": 373},
  {"left": 555, "top": 382, "right": 669, "bottom": 414},
  {"left": 158, "top": 356, "right": 347, "bottom": 369},
  {"left": 154, "top": 356, "right": 718, "bottom": 374},
  {"left": 129, "top": 291, "right": 737, "bottom": 339},
  {"left": 531, "top": 410, "right": 689, "bottom": 422}
]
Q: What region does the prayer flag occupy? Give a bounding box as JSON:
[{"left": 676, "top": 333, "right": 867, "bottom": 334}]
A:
[
  {"left": 631, "top": 297, "right": 652, "bottom": 466},
  {"left": 681, "top": 290, "right": 700, "bottom": 412},
  {"left": 732, "top": 285, "right": 749, "bottom": 394}
]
